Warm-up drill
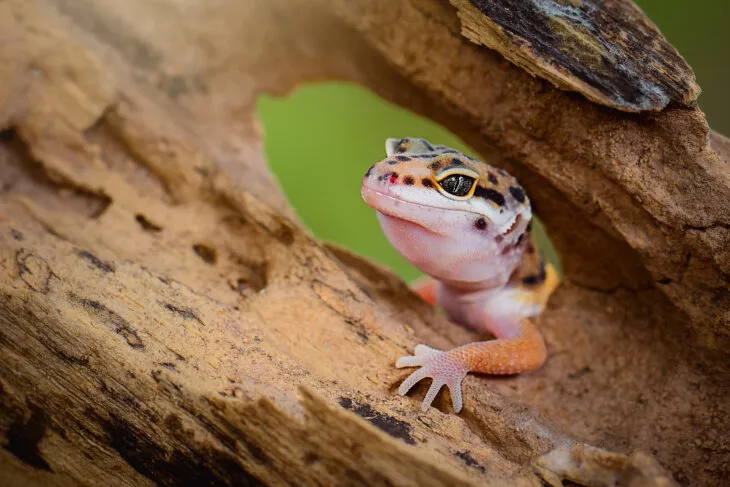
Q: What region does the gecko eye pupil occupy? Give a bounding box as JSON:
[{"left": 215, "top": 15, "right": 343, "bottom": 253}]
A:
[{"left": 438, "top": 174, "right": 475, "bottom": 197}]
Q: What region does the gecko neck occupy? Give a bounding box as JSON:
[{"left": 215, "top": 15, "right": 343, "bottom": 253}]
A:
[{"left": 432, "top": 244, "right": 525, "bottom": 294}]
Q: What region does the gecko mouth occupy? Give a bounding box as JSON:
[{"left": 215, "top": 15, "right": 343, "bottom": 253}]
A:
[
  {"left": 361, "top": 185, "right": 483, "bottom": 216},
  {"left": 361, "top": 185, "right": 488, "bottom": 237}
]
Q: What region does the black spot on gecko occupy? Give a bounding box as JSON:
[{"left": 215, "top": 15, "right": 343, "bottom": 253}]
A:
[
  {"left": 10, "top": 229, "right": 24, "bottom": 241},
  {"left": 446, "top": 158, "right": 466, "bottom": 169},
  {"left": 509, "top": 186, "right": 526, "bottom": 203},
  {"left": 423, "top": 141, "right": 434, "bottom": 151},
  {"left": 522, "top": 275, "right": 541, "bottom": 285},
  {"left": 365, "top": 165, "right": 374, "bottom": 177},
  {"left": 421, "top": 178, "right": 434, "bottom": 188},
  {"left": 338, "top": 397, "right": 415, "bottom": 445},
  {"left": 488, "top": 173, "right": 498, "bottom": 185},
  {"left": 395, "top": 155, "right": 410, "bottom": 161},
  {"left": 522, "top": 260, "right": 547, "bottom": 286},
  {"left": 474, "top": 186, "right": 506, "bottom": 206},
  {"left": 429, "top": 160, "right": 442, "bottom": 170},
  {"left": 403, "top": 176, "right": 415, "bottom": 185}
]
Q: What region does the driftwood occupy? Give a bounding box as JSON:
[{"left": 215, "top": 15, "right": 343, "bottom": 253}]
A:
[{"left": 0, "top": 0, "right": 728, "bottom": 486}]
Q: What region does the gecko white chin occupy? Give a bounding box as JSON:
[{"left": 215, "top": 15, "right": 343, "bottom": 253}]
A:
[{"left": 375, "top": 211, "right": 444, "bottom": 267}]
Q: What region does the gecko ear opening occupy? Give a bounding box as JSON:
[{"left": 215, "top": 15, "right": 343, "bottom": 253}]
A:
[{"left": 385, "top": 138, "right": 402, "bottom": 156}]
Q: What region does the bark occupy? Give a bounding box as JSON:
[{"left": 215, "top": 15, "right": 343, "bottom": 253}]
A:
[
  {"left": 450, "top": 0, "right": 700, "bottom": 112},
  {"left": 0, "top": 0, "right": 727, "bottom": 486}
]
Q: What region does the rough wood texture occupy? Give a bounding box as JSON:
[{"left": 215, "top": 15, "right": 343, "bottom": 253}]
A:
[
  {"left": 0, "top": 0, "right": 727, "bottom": 486},
  {"left": 450, "top": 0, "right": 701, "bottom": 112}
]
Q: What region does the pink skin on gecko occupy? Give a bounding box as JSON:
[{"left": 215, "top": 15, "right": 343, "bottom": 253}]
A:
[{"left": 361, "top": 137, "right": 559, "bottom": 413}]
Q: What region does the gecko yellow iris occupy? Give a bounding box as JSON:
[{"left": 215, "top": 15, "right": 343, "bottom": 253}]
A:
[{"left": 433, "top": 168, "right": 479, "bottom": 200}]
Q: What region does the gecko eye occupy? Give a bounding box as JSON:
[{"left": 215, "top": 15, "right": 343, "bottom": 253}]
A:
[{"left": 437, "top": 173, "right": 477, "bottom": 198}]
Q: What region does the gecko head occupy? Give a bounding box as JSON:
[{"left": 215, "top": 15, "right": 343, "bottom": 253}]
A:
[{"left": 361, "top": 137, "right": 532, "bottom": 282}]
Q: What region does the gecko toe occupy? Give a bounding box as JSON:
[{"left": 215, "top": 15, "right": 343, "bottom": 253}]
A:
[
  {"left": 396, "top": 344, "right": 441, "bottom": 368},
  {"left": 395, "top": 355, "right": 423, "bottom": 368},
  {"left": 421, "top": 379, "right": 445, "bottom": 412},
  {"left": 447, "top": 376, "right": 464, "bottom": 412},
  {"left": 398, "top": 367, "right": 430, "bottom": 395},
  {"left": 413, "top": 344, "right": 439, "bottom": 356}
]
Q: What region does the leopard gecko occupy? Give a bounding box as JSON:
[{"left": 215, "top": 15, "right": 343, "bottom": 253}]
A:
[{"left": 361, "top": 137, "right": 559, "bottom": 413}]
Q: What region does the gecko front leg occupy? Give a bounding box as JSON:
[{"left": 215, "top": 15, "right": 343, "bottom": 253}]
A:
[
  {"left": 397, "top": 319, "right": 547, "bottom": 412},
  {"left": 399, "top": 260, "right": 559, "bottom": 412}
]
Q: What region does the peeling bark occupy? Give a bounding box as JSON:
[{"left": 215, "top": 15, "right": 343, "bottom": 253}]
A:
[
  {"left": 450, "top": 0, "right": 700, "bottom": 112},
  {"left": 0, "top": 0, "right": 727, "bottom": 486}
]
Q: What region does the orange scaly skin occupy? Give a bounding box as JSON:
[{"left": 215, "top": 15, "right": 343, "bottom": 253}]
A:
[{"left": 362, "top": 137, "right": 559, "bottom": 413}]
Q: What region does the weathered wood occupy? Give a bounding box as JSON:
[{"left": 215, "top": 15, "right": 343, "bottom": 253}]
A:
[
  {"left": 450, "top": 0, "right": 700, "bottom": 112},
  {"left": 0, "top": 0, "right": 727, "bottom": 486}
]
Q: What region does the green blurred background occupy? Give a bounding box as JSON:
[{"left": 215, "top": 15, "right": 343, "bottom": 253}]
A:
[{"left": 257, "top": 1, "right": 729, "bottom": 282}]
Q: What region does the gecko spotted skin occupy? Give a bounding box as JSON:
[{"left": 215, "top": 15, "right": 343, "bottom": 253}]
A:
[{"left": 361, "top": 137, "right": 559, "bottom": 413}]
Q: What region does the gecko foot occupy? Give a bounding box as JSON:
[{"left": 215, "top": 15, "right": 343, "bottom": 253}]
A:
[{"left": 395, "top": 344, "right": 469, "bottom": 413}]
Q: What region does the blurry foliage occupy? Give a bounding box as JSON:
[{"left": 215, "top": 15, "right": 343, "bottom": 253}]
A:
[{"left": 257, "top": 1, "right": 728, "bottom": 281}]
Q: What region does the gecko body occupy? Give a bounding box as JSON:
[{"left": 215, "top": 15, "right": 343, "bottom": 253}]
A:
[{"left": 361, "top": 137, "right": 559, "bottom": 413}]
